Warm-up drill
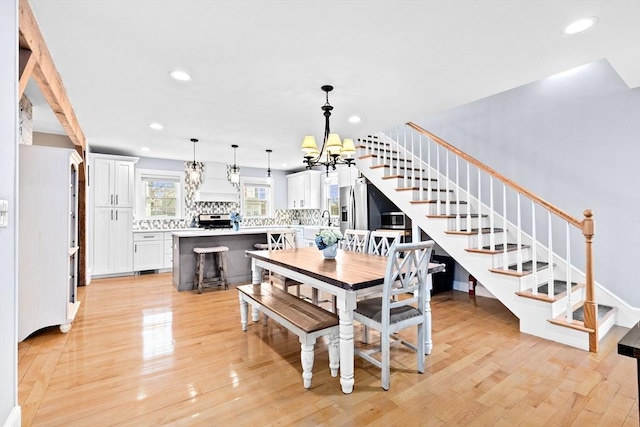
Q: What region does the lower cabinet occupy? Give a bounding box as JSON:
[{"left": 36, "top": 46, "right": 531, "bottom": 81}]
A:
[
  {"left": 163, "top": 232, "right": 173, "bottom": 269},
  {"left": 93, "top": 207, "right": 133, "bottom": 275},
  {"left": 134, "top": 232, "right": 164, "bottom": 271}
]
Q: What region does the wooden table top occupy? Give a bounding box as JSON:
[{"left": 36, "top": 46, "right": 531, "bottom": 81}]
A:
[{"left": 246, "top": 247, "right": 445, "bottom": 291}]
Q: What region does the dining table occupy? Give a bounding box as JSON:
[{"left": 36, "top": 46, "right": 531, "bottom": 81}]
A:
[{"left": 245, "top": 246, "right": 445, "bottom": 394}]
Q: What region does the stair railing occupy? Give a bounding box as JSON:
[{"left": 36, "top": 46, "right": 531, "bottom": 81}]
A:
[{"left": 360, "top": 123, "right": 598, "bottom": 352}]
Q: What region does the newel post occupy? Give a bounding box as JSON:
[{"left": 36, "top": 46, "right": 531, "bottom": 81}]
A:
[{"left": 582, "top": 209, "right": 598, "bottom": 352}]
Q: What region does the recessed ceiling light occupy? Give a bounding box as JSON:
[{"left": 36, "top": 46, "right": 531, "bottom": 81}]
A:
[
  {"left": 169, "top": 70, "right": 192, "bottom": 81},
  {"left": 141, "top": 147, "right": 150, "bottom": 152},
  {"left": 149, "top": 122, "right": 163, "bottom": 130},
  {"left": 564, "top": 17, "right": 598, "bottom": 35},
  {"left": 348, "top": 116, "right": 361, "bottom": 124}
]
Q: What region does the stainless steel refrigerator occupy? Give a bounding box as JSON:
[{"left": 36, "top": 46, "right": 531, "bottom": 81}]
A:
[{"left": 340, "top": 177, "right": 398, "bottom": 234}]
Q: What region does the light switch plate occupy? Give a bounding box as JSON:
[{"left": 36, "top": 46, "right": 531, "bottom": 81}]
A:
[{"left": 0, "top": 199, "right": 8, "bottom": 227}]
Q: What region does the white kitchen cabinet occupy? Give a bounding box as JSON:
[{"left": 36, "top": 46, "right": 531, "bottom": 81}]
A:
[
  {"left": 287, "top": 170, "right": 321, "bottom": 209},
  {"left": 93, "top": 207, "right": 134, "bottom": 275},
  {"left": 134, "top": 232, "right": 164, "bottom": 271},
  {"left": 90, "top": 154, "right": 137, "bottom": 277},
  {"left": 18, "top": 145, "right": 82, "bottom": 341},
  {"left": 163, "top": 232, "right": 173, "bottom": 269},
  {"left": 93, "top": 157, "right": 135, "bottom": 207},
  {"left": 338, "top": 166, "right": 359, "bottom": 187}
]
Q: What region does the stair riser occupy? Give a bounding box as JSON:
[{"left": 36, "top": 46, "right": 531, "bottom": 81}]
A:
[
  {"left": 448, "top": 216, "right": 489, "bottom": 230},
  {"left": 490, "top": 248, "right": 533, "bottom": 269},
  {"left": 468, "top": 231, "right": 505, "bottom": 248},
  {"left": 550, "top": 288, "right": 586, "bottom": 318},
  {"left": 427, "top": 203, "right": 470, "bottom": 215}
]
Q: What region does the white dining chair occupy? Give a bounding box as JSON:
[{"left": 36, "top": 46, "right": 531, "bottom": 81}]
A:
[
  {"left": 266, "top": 229, "right": 302, "bottom": 296},
  {"left": 367, "top": 230, "right": 402, "bottom": 257},
  {"left": 353, "top": 240, "right": 435, "bottom": 390},
  {"left": 342, "top": 229, "right": 370, "bottom": 253}
]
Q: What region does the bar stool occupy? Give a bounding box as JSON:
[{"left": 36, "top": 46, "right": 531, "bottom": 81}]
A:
[{"left": 193, "top": 246, "right": 229, "bottom": 293}]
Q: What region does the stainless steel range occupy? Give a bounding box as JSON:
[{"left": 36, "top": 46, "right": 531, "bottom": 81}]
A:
[{"left": 197, "top": 214, "right": 232, "bottom": 229}]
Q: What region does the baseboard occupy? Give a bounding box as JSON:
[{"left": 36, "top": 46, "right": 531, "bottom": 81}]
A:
[
  {"left": 3, "top": 405, "right": 21, "bottom": 427},
  {"left": 595, "top": 282, "right": 640, "bottom": 328}
]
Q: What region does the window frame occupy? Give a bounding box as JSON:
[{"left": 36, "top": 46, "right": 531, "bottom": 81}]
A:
[
  {"left": 240, "top": 176, "right": 274, "bottom": 219},
  {"left": 134, "top": 168, "right": 185, "bottom": 220}
]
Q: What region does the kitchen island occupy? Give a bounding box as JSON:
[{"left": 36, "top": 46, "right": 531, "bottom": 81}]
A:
[{"left": 172, "top": 228, "right": 272, "bottom": 291}]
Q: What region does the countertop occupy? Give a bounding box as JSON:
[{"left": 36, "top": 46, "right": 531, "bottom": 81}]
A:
[{"left": 134, "top": 225, "right": 339, "bottom": 235}]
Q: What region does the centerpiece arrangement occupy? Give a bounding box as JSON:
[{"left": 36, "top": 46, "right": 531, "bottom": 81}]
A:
[
  {"left": 315, "top": 229, "right": 343, "bottom": 259},
  {"left": 230, "top": 211, "right": 242, "bottom": 231}
]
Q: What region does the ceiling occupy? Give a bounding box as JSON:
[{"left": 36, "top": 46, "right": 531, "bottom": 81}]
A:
[{"left": 25, "top": 0, "right": 639, "bottom": 171}]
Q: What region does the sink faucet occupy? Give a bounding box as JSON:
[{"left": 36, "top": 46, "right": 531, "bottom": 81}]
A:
[{"left": 321, "top": 210, "right": 331, "bottom": 226}]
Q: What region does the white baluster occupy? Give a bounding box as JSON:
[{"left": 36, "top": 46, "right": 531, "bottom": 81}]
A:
[
  {"left": 419, "top": 133, "right": 424, "bottom": 201},
  {"left": 455, "top": 156, "right": 461, "bottom": 231},
  {"left": 403, "top": 126, "right": 409, "bottom": 188},
  {"left": 410, "top": 130, "right": 416, "bottom": 188},
  {"left": 489, "top": 176, "right": 495, "bottom": 251},
  {"left": 548, "top": 211, "right": 554, "bottom": 299},
  {"left": 436, "top": 145, "right": 441, "bottom": 216},
  {"left": 427, "top": 137, "right": 433, "bottom": 202},
  {"left": 467, "top": 162, "right": 471, "bottom": 234},
  {"left": 445, "top": 150, "right": 451, "bottom": 216},
  {"left": 502, "top": 184, "right": 508, "bottom": 270},
  {"left": 565, "top": 223, "right": 573, "bottom": 322},
  {"left": 477, "top": 169, "right": 482, "bottom": 249},
  {"left": 516, "top": 193, "right": 522, "bottom": 274},
  {"left": 531, "top": 201, "right": 538, "bottom": 295}
]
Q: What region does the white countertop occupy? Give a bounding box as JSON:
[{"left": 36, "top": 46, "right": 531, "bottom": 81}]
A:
[
  {"left": 172, "top": 228, "right": 274, "bottom": 238},
  {"left": 134, "top": 224, "right": 339, "bottom": 235}
]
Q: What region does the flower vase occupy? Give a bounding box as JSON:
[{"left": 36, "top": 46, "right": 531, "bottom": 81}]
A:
[
  {"left": 232, "top": 222, "right": 240, "bottom": 232},
  {"left": 322, "top": 244, "right": 338, "bottom": 259}
]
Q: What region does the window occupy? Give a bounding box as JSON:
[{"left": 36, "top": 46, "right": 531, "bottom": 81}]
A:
[
  {"left": 135, "top": 169, "right": 184, "bottom": 219},
  {"left": 241, "top": 177, "right": 273, "bottom": 218}
]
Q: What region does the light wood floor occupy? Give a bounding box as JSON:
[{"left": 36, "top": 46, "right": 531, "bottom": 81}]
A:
[{"left": 18, "top": 273, "right": 638, "bottom": 426}]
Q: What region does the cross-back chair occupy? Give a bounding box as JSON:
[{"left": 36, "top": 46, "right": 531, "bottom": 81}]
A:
[
  {"left": 353, "top": 240, "right": 435, "bottom": 390},
  {"left": 266, "top": 229, "right": 302, "bottom": 296},
  {"left": 367, "top": 230, "right": 402, "bottom": 257},
  {"left": 342, "top": 229, "right": 370, "bottom": 253}
]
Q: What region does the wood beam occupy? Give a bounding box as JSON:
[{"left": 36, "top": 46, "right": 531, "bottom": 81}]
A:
[
  {"left": 18, "top": 48, "right": 35, "bottom": 98},
  {"left": 18, "top": 0, "right": 86, "bottom": 151}
]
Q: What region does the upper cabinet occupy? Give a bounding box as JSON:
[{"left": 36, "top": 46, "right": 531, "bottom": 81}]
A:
[
  {"left": 338, "top": 166, "right": 359, "bottom": 187},
  {"left": 287, "top": 170, "right": 321, "bottom": 209},
  {"left": 93, "top": 157, "right": 136, "bottom": 207}
]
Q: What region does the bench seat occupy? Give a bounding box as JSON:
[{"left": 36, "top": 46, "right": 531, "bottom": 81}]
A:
[{"left": 237, "top": 283, "right": 339, "bottom": 388}]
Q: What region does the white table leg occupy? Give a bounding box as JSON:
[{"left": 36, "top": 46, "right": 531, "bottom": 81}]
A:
[
  {"left": 251, "top": 259, "right": 263, "bottom": 322},
  {"left": 239, "top": 294, "right": 248, "bottom": 331},
  {"left": 337, "top": 291, "right": 357, "bottom": 394},
  {"left": 424, "top": 274, "right": 433, "bottom": 355}
]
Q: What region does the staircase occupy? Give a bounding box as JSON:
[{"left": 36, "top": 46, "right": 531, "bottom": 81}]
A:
[{"left": 354, "top": 123, "right": 619, "bottom": 352}]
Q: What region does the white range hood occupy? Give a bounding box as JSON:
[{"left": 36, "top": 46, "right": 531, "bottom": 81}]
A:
[{"left": 194, "top": 162, "right": 239, "bottom": 202}]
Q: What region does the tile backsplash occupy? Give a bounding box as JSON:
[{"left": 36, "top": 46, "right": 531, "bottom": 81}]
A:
[{"left": 133, "top": 209, "right": 332, "bottom": 230}]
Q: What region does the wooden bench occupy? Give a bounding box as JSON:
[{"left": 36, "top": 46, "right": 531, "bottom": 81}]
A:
[{"left": 237, "top": 283, "right": 339, "bottom": 389}]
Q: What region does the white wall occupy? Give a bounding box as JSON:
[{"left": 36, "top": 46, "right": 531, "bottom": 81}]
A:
[
  {"left": 415, "top": 60, "right": 640, "bottom": 307},
  {"left": 0, "top": 1, "right": 21, "bottom": 425}
]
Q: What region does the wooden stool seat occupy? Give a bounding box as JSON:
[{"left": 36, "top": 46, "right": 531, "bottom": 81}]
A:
[{"left": 193, "top": 246, "right": 229, "bottom": 293}]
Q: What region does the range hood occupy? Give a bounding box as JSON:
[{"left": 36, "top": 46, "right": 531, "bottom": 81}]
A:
[{"left": 194, "top": 162, "right": 239, "bottom": 202}]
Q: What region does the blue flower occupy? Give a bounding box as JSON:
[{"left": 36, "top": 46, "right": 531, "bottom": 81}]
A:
[
  {"left": 230, "top": 211, "right": 242, "bottom": 224},
  {"left": 315, "top": 229, "right": 343, "bottom": 250}
]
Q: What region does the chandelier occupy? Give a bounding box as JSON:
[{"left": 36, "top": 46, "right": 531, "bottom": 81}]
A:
[{"left": 300, "top": 85, "right": 356, "bottom": 172}]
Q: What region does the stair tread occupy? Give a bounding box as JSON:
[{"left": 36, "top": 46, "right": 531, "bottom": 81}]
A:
[
  {"left": 411, "top": 200, "right": 468, "bottom": 204},
  {"left": 572, "top": 304, "right": 615, "bottom": 322},
  {"left": 507, "top": 260, "right": 549, "bottom": 272},
  {"left": 371, "top": 164, "right": 423, "bottom": 172},
  {"left": 446, "top": 227, "right": 503, "bottom": 235},
  {"left": 431, "top": 213, "right": 487, "bottom": 219},
  {"left": 382, "top": 175, "right": 437, "bottom": 181},
  {"left": 466, "top": 243, "right": 528, "bottom": 254},
  {"left": 516, "top": 280, "right": 584, "bottom": 302},
  {"left": 396, "top": 187, "right": 453, "bottom": 193}
]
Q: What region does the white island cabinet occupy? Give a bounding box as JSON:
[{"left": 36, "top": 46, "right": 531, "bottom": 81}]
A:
[{"left": 18, "top": 145, "right": 82, "bottom": 341}]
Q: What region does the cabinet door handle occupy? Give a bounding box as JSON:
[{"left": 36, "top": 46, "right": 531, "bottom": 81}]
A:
[
  {"left": 135, "top": 244, "right": 137, "bottom": 252},
  {"left": 116, "top": 194, "right": 119, "bottom": 205},
  {"left": 143, "top": 235, "right": 154, "bottom": 238},
  {"left": 111, "top": 210, "right": 113, "bottom": 220},
  {"left": 111, "top": 194, "right": 114, "bottom": 205},
  {"left": 116, "top": 210, "right": 118, "bottom": 220}
]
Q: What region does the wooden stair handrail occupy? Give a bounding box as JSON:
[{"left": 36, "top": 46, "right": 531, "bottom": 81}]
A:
[{"left": 406, "top": 122, "right": 583, "bottom": 229}]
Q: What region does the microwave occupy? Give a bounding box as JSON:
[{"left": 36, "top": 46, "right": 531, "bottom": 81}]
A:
[{"left": 380, "top": 212, "right": 411, "bottom": 230}]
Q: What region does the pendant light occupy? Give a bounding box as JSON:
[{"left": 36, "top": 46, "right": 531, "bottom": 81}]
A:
[
  {"left": 230, "top": 144, "right": 240, "bottom": 183},
  {"left": 266, "top": 149, "right": 272, "bottom": 182},
  {"left": 190, "top": 138, "right": 200, "bottom": 182}
]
